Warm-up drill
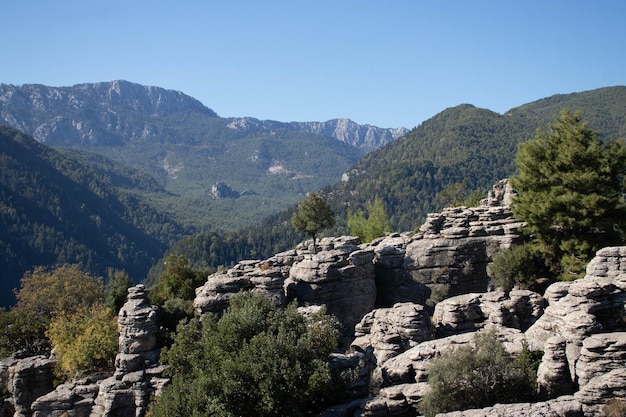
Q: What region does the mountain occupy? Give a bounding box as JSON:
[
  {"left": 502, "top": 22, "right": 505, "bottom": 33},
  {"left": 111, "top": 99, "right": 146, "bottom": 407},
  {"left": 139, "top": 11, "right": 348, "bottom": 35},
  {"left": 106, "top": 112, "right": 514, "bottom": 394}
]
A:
[
  {"left": 0, "top": 81, "right": 405, "bottom": 231},
  {"left": 157, "top": 86, "right": 626, "bottom": 277},
  {"left": 226, "top": 117, "right": 408, "bottom": 151},
  {"left": 0, "top": 125, "right": 187, "bottom": 307}
]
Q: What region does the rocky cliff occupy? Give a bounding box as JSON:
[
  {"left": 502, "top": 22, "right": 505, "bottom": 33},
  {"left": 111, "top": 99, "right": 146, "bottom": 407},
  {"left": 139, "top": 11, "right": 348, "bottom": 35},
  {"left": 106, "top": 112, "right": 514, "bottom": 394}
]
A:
[{"left": 3, "top": 181, "right": 626, "bottom": 417}]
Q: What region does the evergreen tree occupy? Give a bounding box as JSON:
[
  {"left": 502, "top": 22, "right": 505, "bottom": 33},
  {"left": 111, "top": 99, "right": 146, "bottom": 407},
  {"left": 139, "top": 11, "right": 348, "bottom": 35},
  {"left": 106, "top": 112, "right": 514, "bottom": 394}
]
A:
[
  {"left": 510, "top": 110, "right": 626, "bottom": 279},
  {"left": 291, "top": 193, "right": 335, "bottom": 252}
]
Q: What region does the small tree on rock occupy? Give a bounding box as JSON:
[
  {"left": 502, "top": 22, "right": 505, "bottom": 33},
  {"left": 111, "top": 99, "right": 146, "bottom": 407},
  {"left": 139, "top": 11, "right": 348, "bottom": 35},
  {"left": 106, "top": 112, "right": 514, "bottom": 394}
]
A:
[{"left": 291, "top": 192, "right": 335, "bottom": 252}]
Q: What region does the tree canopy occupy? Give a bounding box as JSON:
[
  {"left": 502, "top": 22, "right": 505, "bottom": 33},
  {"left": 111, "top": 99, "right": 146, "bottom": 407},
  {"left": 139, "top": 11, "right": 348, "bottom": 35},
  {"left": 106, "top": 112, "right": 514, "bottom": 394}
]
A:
[
  {"left": 291, "top": 192, "right": 335, "bottom": 251},
  {"left": 510, "top": 110, "right": 626, "bottom": 279}
]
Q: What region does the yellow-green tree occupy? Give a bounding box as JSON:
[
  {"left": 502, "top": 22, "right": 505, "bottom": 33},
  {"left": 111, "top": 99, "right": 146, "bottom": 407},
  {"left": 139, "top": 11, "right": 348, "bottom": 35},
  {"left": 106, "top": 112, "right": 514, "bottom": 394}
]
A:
[
  {"left": 46, "top": 303, "right": 118, "bottom": 379},
  {"left": 348, "top": 197, "right": 392, "bottom": 243},
  {"left": 1, "top": 264, "right": 104, "bottom": 353}
]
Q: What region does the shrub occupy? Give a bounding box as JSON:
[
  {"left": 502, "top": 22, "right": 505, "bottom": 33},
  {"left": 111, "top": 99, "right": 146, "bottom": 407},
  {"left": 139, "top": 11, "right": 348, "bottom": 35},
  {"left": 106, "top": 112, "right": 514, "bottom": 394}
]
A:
[
  {"left": 151, "top": 291, "right": 341, "bottom": 417},
  {"left": 490, "top": 243, "right": 543, "bottom": 292},
  {"left": 419, "top": 330, "right": 536, "bottom": 417},
  {"left": 602, "top": 399, "right": 626, "bottom": 417}
]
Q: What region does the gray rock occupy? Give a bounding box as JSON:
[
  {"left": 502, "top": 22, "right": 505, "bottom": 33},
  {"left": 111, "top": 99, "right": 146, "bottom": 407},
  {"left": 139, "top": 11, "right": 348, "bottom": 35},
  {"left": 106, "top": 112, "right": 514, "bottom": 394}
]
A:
[
  {"left": 438, "top": 395, "right": 583, "bottom": 417},
  {"left": 352, "top": 303, "right": 432, "bottom": 365},
  {"left": 6, "top": 355, "right": 55, "bottom": 417}
]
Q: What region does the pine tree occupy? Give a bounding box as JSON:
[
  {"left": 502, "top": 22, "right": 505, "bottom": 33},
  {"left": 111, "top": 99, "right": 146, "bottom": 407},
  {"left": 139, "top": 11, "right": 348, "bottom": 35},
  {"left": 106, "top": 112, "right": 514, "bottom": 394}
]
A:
[
  {"left": 291, "top": 193, "right": 335, "bottom": 252},
  {"left": 510, "top": 110, "right": 626, "bottom": 279}
]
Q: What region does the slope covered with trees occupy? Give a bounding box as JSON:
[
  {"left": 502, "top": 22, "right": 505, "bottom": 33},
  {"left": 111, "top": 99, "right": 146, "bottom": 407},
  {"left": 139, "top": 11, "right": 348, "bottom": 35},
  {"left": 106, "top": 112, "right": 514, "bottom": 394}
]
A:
[
  {"left": 158, "top": 87, "right": 626, "bottom": 275},
  {"left": 0, "top": 126, "right": 185, "bottom": 306}
]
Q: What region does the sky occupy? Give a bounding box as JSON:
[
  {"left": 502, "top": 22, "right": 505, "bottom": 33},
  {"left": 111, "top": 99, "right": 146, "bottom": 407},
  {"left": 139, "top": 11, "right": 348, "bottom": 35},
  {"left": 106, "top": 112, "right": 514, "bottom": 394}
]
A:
[{"left": 2, "top": 1, "right": 625, "bottom": 129}]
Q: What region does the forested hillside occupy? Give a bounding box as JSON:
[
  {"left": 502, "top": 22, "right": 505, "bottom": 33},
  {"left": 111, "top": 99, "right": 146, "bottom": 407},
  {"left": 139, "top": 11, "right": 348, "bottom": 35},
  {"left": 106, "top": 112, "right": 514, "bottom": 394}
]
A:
[
  {"left": 157, "top": 87, "right": 626, "bottom": 277},
  {"left": 0, "top": 126, "right": 186, "bottom": 306}
]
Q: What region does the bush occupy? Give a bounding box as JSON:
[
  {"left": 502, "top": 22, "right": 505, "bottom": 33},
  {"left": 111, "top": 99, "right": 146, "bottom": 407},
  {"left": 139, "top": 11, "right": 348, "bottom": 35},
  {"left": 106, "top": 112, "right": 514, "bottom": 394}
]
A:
[
  {"left": 150, "top": 291, "right": 341, "bottom": 417},
  {"left": 490, "top": 243, "right": 543, "bottom": 292},
  {"left": 419, "top": 330, "right": 536, "bottom": 417}
]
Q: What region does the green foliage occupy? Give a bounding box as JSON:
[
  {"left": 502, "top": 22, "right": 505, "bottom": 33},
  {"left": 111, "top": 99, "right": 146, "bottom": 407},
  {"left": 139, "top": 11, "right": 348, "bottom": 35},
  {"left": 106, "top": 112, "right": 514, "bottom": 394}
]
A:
[
  {"left": 46, "top": 304, "right": 118, "bottom": 379},
  {"left": 510, "top": 110, "right": 626, "bottom": 280},
  {"left": 490, "top": 243, "right": 543, "bottom": 292},
  {"left": 419, "top": 330, "right": 535, "bottom": 417},
  {"left": 149, "top": 255, "right": 208, "bottom": 342},
  {"left": 151, "top": 291, "right": 341, "bottom": 417},
  {"left": 347, "top": 197, "right": 392, "bottom": 243},
  {"left": 149, "top": 255, "right": 207, "bottom": 306},
  {"left": 104, "top": 268, "right": 132, "bottom": 313},
  {"left": 291, "top": 193, "right": 335, "bottom": 250}
]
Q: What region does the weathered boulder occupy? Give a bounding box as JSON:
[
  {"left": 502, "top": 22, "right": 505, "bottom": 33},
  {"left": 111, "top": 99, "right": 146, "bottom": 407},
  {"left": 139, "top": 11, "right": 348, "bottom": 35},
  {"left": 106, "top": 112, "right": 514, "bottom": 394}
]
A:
[
  {"left": 194, "top": 249, "right": 300, "bottom": 315},
  {"left": 525, "top": 247, "right": 626, "bottom": 385},
  {"left": 575, "top": 332, "right": 626, "bottom": 389},
  {"left": 432, "top": 290, "right": 545, "bottom": 337},
  {"left": 6, "top": 355, "right": 55, "bottom": 417},
  {"left": 438, "top": 395, "right": 583, "bottom": 417},
  {"left": 31, "top": 375, "right": 104, "bottom": 417},
  {"left": 537, "top": 336, "right": 575, "bottom": 398},
  {"left": 285, "top": 239, "right": 377, "bottom": 336},
  {"left": 379, "top": 326, "right": 526, "bottom": 387},
  {"left": 575, "top": 368, "right": 626, "bottom": 416},
  {"left": 351, "top": 303, "right": 431, "bottom": 365}
]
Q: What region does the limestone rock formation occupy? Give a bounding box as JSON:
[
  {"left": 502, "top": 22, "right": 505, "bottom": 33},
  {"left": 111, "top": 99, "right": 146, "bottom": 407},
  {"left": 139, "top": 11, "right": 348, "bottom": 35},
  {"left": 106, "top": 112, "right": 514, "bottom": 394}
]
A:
[
  {"left": 285, "top": 239, "right": 377, "bottom": 336},
  {"left": 432, "top": 290, "right": 545, "bottom": 337},
  {"left": 31, "top": 375, "right": 104, "bottom": 417},
  {"left": 369, "top": 180, "right": 526, "bottom": 307},
  {"left": 525, "top": 246, "right": 626, "bottom": 391},
  {"left": 5, "top": 356, "right": 55, "bottom": 417},
  {"left": 351, "top": 303, "right": 432, "bottom": 365},
  {"left": 90, "top": 285, "right": 167, "bottom": 417}
]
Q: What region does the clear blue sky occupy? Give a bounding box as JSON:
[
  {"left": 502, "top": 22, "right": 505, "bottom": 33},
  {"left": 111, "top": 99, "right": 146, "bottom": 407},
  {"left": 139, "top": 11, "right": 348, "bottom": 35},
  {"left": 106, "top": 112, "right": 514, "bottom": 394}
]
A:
[{"left": 2, "top": 1, "right": 625, "bottom": 128}]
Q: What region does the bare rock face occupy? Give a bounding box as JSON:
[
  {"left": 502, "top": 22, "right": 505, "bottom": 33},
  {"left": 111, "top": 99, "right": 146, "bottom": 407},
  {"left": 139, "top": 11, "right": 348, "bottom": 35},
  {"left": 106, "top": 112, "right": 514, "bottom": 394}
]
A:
[
  {"left": 432, "top": 290, "right": 545, "bottom": 337},
  {"left": 286, "top": 238, "right": 377, "bottom": 336},
  {"left": 31, "top": 375, "right": 104, "bottom": 417},
  {"left": 194, "top": 250, "right": 300, "bottom": 315},
  {"left": 537, "top": 336, "right": 575, "bottom": 398},
  {"left": 437, "top": 396, "right": 583, "bottom": 417},
  {"left": 369, "top": 180, "right": 526, "bottom": 307},
  {"left": 526, "top": 247, "right": 626, "bottom": 387},
  {"left": 5, "top": 356, "right": 55, "bottom": 417},
  {"left": 351, "top": 303, "right": 432, "bottom": 365}
]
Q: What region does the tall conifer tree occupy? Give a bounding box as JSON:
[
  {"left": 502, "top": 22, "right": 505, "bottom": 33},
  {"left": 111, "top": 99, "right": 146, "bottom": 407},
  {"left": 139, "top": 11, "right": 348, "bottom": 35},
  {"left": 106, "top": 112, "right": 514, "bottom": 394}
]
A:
[{"left": 511, "top": 110, "right": 626, "bottom": 279}]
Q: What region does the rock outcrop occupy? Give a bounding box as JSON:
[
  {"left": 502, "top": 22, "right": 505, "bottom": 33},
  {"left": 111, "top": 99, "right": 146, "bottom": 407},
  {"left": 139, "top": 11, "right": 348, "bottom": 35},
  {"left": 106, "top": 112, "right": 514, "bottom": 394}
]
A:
[
  {"left": 5, "top": 356, "right": 55, "bottom": 417},
  {"left": 369, "top": 180, "right": 526, "bottom": 307},
  {"left": 90, "top": 285, "right": 167, "bottom": 417}
]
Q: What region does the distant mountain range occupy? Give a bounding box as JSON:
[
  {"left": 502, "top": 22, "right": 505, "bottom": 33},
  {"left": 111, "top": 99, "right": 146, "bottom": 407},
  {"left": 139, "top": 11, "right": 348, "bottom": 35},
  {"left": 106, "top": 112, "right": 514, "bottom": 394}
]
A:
[{"left": 0, "top": 80, "right": 407, "bottom": 231}]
